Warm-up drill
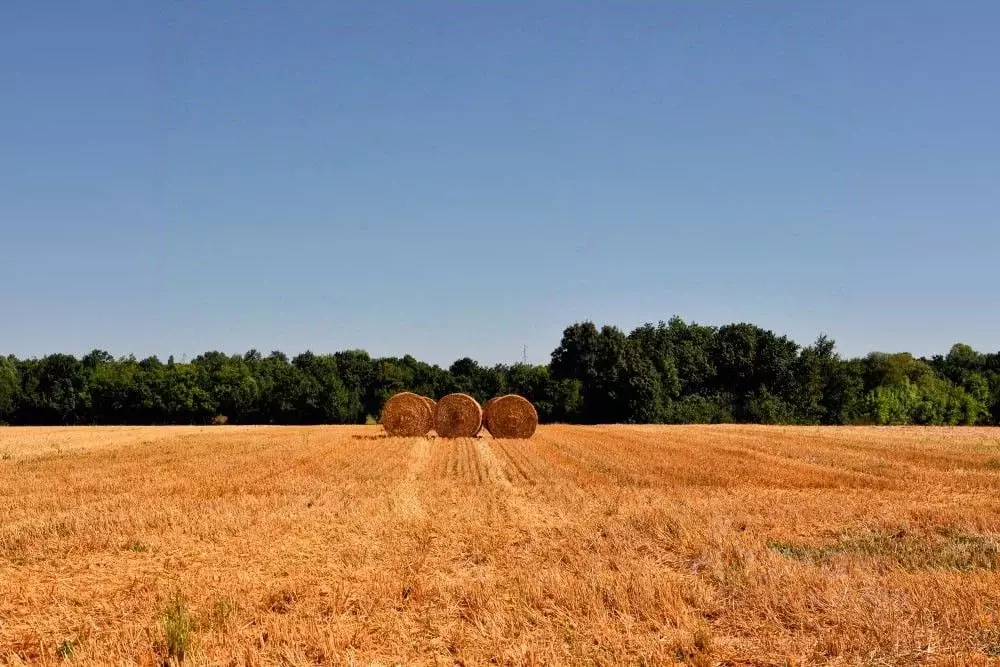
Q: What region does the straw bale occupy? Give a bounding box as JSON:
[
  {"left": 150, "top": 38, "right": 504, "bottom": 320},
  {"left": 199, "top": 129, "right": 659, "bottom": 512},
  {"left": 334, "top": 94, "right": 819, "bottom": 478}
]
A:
[
  {"left": 484, "top": 394, "right": 537, "bottom": 439},
  {"left": 434, "top": 393, "right": 483, "bottom": 438},
  {"left": 381, "top": 392, "right": 433, "bottom": 437}
]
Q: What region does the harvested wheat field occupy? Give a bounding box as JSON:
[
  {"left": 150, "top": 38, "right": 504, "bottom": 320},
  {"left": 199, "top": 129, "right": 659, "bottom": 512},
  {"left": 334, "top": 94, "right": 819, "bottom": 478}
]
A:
[{"left": 2, "top": 426, "right": 1000, "bottom": 665}]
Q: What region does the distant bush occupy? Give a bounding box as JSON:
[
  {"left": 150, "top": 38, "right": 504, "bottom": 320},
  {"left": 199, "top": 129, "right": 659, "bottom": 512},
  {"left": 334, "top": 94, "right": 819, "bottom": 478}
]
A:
[{"left": 665, "top": 395, "right": 733, "bottom": 424}]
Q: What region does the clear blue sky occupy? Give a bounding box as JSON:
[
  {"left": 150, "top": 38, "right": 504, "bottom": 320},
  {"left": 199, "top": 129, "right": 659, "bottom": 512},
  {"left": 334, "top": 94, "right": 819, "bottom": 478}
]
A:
[{"left": 2, "top": 2, "right": 997, "bottom": 366}]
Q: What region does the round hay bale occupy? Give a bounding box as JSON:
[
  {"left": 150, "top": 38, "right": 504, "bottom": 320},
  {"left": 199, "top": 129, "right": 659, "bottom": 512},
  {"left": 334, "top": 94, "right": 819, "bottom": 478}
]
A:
[
  {"left": 481, "top": 396, "right": 499, "bottom": 433},
  {"left": 380, "top": 392, "right": 433, "bottom": 437},
  {"left": 434, "top": 393, "right": 482, "bottom": 438},
  {"left": 485, "top": 394, "right": 538, "bottom": 439}
]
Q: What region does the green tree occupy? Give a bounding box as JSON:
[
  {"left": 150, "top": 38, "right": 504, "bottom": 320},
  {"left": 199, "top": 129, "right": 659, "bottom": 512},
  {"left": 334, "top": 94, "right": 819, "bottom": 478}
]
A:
[
  {"left": 664, "top": 394, "right": 733, "bottom": 423},
  {"left": 551, "top": 323, "right": 662, "bottom": 423},
  {"left": 0, "top": 356, "right": 20, "bottom": 422},
  {"left": 822, "top": 358, "right": 867, "bottom": 424},
  {"left": 334, "top": 350, "right": 374, "bottom": 422},
  {"left": 21, "top": 354, "right": 88, "bottom": 424},
  {"left": 192, "top": 352, "right": 260, "bottom": 423},
  {"left": 0, "top": 315, "right": 996, "bottom": 427},
  {"left": 712, "top": 323, "right": 798, "bottom": 422},
  {"left": 628, "top": 322, "right": 683, "bottom": 417},
  {"left": 292, "top": 352, "right": 352, "bottom": 423},
  {"left": 746, "top": 387, "right": 795, "bottom": 424},
  {"left": 658, "top": 317, "right": 717, "bottom": 396},
  {"left": 88, "top": 355, "right": 148, "bottom": 424}
]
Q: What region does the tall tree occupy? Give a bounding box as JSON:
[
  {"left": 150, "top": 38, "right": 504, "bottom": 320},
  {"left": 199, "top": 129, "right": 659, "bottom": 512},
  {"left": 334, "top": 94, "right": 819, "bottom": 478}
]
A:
[
  {"left": 0, "top": 316, "right": 997, "bottom": 426},
  {"left": 0, "top": 356, "right": 19, "bottom": 422}
]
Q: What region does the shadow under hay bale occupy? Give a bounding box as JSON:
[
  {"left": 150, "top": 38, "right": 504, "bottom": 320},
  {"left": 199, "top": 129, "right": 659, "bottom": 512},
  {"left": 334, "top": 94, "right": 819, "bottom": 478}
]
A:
[
  {"left": 380, "top": 392, "right": 433, "bottom": 437},
  {"left": 484, "top": 394, "right": 538, "bottom": 439},
  {"left": 434, "top": 393, "right": 482, "bottom": 438}
]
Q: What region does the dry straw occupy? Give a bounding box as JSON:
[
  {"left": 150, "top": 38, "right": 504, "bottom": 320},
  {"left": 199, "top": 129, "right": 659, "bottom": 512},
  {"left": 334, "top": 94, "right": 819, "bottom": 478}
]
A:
[
  {"left": 380, "top": 392, "right": 434, "bottom": 437},
  {"left": 484, "top": 394, "right": 538, "bottom": 439},
  {"left": 422, "top": 396, "right": 437, "bottom": 430},
  {"left": 422, "top": 396, "right": 437, "bottom": 414},
  {"left": 434, "top": 393, "right": 483, "bottom": 438}
]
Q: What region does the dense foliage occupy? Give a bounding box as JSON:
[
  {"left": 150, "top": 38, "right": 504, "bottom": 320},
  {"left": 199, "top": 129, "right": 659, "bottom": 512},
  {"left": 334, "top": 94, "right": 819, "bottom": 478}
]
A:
[{"left": 1, "top": 317, "right": 998, "bottom": 426}]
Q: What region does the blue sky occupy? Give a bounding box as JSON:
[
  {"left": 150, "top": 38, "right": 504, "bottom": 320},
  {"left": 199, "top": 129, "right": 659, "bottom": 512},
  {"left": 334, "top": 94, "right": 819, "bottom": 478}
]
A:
[{"left": 1, "top": 2, "right": 997, "bottom": 366}]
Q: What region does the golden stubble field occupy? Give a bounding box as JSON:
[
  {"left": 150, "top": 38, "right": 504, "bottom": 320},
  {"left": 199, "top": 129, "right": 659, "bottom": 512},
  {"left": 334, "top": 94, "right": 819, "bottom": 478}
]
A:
[{"left": 2, "top": 425, "right": 1000, "bottom": 666}]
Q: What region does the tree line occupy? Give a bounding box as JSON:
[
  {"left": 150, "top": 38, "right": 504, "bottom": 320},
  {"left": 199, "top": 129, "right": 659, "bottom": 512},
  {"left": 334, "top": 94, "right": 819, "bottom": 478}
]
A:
[{"left": 1, "top": 317, "right": 998, "bottom": 426}]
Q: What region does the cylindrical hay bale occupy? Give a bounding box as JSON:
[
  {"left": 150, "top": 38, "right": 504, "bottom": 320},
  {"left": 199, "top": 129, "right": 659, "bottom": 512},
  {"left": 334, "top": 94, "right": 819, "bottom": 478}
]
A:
[
  {"left": 481, "top": 396, "right": 499, "bottom": 433},
  {"left": 484, "top": 394, "right": 538, "bottom": 439},
  {"left": 434, "top": 393, "right": 483, "bottom": 438},
  {"left": 381, "top": 392, "right": 434, "bottom": 437}
]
